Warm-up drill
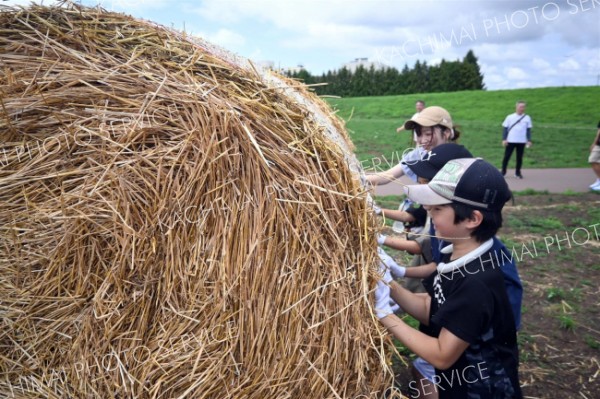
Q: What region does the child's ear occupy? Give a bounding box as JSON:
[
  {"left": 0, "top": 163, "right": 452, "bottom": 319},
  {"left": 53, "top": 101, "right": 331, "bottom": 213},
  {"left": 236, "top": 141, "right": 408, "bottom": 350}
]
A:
[{"left": 465, "top": 210, "right": 484, "bottom": 229}]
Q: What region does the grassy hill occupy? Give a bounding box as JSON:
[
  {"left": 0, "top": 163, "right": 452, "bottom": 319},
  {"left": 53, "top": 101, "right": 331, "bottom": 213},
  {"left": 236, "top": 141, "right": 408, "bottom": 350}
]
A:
[{"left": 325, "top": 86, "right": 600, "bottom": 169}]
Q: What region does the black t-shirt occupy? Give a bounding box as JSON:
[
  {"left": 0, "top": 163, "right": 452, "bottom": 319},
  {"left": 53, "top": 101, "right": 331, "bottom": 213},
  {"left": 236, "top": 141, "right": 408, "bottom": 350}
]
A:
[{"left": 422, "top": 248, "right": 522, "bottom": 398}]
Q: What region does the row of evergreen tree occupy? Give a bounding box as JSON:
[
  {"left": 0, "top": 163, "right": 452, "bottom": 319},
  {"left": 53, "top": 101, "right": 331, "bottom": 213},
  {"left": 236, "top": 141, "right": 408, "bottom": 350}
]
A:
[{"left": 286, "top": 50, "right": 485, "bottom": 97}]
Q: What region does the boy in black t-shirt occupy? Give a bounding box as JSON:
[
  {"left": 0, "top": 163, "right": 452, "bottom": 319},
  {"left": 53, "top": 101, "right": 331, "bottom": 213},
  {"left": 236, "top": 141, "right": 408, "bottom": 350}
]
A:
[{"left": 373, "top": 158, "right": 522, "bottom": 398}]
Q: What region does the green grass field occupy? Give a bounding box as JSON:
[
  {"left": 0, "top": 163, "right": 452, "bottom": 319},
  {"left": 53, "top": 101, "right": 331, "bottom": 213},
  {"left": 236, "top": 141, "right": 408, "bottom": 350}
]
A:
[{"left": 325, "top": 86, "right": 600, "bottom": 169}]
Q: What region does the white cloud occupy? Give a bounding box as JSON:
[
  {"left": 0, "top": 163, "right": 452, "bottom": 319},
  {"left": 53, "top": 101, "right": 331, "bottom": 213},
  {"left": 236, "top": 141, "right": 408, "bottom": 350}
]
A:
[
  {"left": 193, "top": 0, "right": 412, "bottom": 30},
  {"left": 2, "top": 0, "right": 169, "bottom": 11},
  {"left": 191, "top": 0, "right": 538, "bottom": 53},
  {"left": 106, "top": 0, "right": 169, "bottom": 11},
  {"left": 195, "top": 0, "right": 587, "bottom": 43},
  {"left": 282, "top": 23, "right": 381, "bottom": 51},
  {"left": 588, "top": 57, "right": 600, "bottom": 70},
  {"left": 249, "top": 48, "right": 264, "bottom": 61},
  {"left": 1, "top": 0, "right": 32, "bottom": 5},
  {"left": 514, "top": 81, "right": 530, "bottom": 89},
  {"left": 531, "top": 57, "right": 558, "bottom": 76},
  {"left": 206, "top": 28, "right": 246, "bottom": 48},
  {"left": 2, "top": 0, "right": 59, "bottom": 5},
  {"left": 558, "top": 58, "right": 580, "bottom": 71},
  {"left": 505, "top": 67, "right": 528, "bottom": 80},
  {"left": 186, "top": 26, "right": 246, "bottom": 52},
  {"left": 480, "top": 63, "right": 497, "bottom": 74},
  {"left": 484, "top": 73, "right": 507, "bottom": 89},
  {"left": 532, "top": 58, "right": 551, "bottom": 69},
  {"left": 188, "top": 0, "right": 598, "bottom": 86}
]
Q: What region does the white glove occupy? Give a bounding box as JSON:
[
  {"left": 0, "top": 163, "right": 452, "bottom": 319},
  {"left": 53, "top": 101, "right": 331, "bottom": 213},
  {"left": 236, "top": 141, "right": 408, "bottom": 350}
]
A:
[
  {"left": 374, "top": 280, "right": 393, "bottom": 319},
  {"left": 377, "top": 234, "right": 387, "bottom": 245},
  {"left": 389, "top": 300, "right": 402, "bottom": 314},
  {"left": 378, "top": 261, "right": 393, "bottom": 283},
  {"left": 377, "top": 247, "right": 406, "bottom": 279},
  {"left": 367, "top": 195, "right": 382, "bottom": 215},
  {"left": 379, "top": 260, "right": 402, "bottom": 313}
]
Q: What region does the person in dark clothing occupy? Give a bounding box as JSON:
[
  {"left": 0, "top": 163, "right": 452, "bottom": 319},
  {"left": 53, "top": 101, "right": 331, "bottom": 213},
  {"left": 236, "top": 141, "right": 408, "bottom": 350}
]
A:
[{"left": 374, "top": 158, "right": 522, "bottom": 398}]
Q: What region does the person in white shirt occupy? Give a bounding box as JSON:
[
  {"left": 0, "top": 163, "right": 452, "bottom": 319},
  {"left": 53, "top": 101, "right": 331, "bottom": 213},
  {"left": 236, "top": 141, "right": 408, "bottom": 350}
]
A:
[{"left": 501, "top": 101, "right": 532, "bottom": 179}]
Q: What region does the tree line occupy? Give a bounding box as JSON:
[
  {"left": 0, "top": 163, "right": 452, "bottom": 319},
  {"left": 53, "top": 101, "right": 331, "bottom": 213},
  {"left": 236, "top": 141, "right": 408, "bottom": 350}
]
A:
[{"left": 287, "top": 50, "right": 485, "bottom": 97}]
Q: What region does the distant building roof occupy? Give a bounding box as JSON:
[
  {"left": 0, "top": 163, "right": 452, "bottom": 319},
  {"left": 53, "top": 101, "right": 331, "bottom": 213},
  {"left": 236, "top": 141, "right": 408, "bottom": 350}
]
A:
[{"left": 342, "top": 58, "right": 386, "bottom": 72}]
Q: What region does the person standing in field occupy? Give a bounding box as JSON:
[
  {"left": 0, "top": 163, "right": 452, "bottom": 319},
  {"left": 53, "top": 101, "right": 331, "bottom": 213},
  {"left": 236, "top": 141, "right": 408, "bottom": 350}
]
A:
[
  {"left": 501, "top": 101, "right": 532, "bottom": 179},
  {"left": 397, "top": 99, "right": 426, "bottom": 135},
  {"left": 588, "top": 120, "right": 600, "bottom": 191}
]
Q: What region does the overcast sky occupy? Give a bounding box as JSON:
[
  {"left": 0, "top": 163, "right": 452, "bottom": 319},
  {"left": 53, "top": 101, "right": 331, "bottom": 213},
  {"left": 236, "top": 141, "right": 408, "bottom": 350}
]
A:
[{"left": 4, "top": 0, "right": 600, "bottom": 90}]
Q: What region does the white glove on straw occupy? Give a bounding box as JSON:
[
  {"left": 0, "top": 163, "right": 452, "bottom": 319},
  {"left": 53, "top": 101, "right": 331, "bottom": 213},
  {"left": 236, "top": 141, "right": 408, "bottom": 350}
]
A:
[
  {"left": 389, "top": 300, "right": 401, "bottom": 314},
  {"left": 367, "top": 195, "right": 382, "bottom": 215},
  {"left": 377, "top": 247, "right": 406, "bottom": 279},
  {"left": 374, "top": 279, "right": 394, "bottom": 319}
]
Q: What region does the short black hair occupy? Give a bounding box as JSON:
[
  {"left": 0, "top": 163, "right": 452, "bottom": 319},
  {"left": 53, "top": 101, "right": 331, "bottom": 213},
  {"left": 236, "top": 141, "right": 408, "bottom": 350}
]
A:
[
  {"left": 450, "top": 202, "right": 502, "bottom": 242},
  {"left": 416, "top": 100, "right": 425, "bottom": 105}
]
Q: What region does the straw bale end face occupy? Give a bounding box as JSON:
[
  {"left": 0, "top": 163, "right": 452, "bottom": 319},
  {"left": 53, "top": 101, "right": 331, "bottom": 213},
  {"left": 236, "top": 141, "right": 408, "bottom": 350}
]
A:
[{"left": 0, "top": 3, "right": 397, "bottom": 398}]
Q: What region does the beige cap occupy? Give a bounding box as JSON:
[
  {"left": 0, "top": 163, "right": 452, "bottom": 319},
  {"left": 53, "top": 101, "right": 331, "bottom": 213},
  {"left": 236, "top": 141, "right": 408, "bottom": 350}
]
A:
[{"left": 403, "top": 106, "right": 453, "bottom": 130}]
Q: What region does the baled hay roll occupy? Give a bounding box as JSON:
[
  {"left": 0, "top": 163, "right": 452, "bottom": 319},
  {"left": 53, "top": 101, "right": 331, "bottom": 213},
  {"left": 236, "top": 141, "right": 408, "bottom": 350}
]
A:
[{"left": 0, "top": 3, "right": 398, "bottom": 399}]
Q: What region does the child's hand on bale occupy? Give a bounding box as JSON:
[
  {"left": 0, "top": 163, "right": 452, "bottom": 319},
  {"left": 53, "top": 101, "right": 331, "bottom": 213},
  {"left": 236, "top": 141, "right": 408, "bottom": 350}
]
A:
[{"left": 377, "top": 246, "right": 407, "bottom": 278}]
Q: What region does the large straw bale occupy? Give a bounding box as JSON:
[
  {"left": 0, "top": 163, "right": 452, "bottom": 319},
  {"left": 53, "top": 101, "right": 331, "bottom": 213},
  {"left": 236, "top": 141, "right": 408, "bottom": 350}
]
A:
[{"left": 0, "top": 3, "right": 397, "bottom": 398}]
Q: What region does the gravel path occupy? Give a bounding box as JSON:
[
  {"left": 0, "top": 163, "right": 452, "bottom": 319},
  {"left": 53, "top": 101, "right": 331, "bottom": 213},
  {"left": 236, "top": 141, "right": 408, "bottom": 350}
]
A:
[{"left": 373, "top": 168, "right": 599, "bottom": 196}]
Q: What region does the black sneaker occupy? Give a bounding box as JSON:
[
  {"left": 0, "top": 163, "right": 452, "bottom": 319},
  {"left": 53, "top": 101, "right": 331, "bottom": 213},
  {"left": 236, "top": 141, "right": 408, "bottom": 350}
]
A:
[{"left": 515, "top": 173, "right": 523, "bottom": 179}]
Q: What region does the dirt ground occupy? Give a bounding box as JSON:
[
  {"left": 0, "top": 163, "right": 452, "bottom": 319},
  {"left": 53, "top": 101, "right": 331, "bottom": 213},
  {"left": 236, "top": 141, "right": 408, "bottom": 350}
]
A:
[{"left": 383, "top": 193, "right": 600, "bottom": 399}]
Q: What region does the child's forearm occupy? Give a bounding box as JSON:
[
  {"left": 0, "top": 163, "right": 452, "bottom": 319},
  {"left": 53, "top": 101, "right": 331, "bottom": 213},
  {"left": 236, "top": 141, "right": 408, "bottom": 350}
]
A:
[
  {"left": 404, "top": 262, "right": 437, "bottom": 278},
  {"left": 382, "top": 236, "right": 421, "bottom": 254},
  {"left": 389, "top": 281, "right": 430, "bottom": 324},
  {"left": 380, "top": 316, "right": 442, "bottom": 367},
  {"left": 380, "top": 315, "right": 469, "bottom": 370},
  {"left": 366, "top": 164, "right": 405, "bottom": 186},
  {"left": 367, "top": 172, "right": 391, "bottom": 186},
  {"left": 380, "top": 209, "right": 415, "bottom": 223}
]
